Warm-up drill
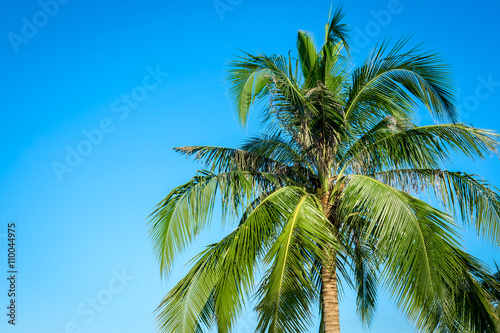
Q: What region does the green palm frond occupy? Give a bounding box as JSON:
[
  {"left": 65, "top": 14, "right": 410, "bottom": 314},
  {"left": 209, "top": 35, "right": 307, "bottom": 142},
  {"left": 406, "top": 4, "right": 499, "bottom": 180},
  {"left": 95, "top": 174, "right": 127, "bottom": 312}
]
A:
[
  {"left": 339, "top": 175, "right": 494, "bottom": 331},
  {"left": 228, "top": 52, "right": 305, "bottom": 128},
  {"left": 240, "top": 133, "right": 309, "bottom": 168},
  {"left": 214, "top": 186, "right": 310, "bottom": 331},
  {"left": 255, "top": 194, "right": 339, "bottom": 333},
  {"left": 297, "top": 30, "right": 319, "bottom": 86},
  {"left": 226, "top": 55, "right": 272, "bottom": 127},
  {"left": 149, "top": 170, "right": 284, "bottom": 277},
  {"left": 324, "top": 5, "right": 350, "bottom": 54},
  {"left": 374, "top": 168, "right": 500, "bottom": 244},
  {"left": 156, "top": 186, "right": 308, "bottom": 332},
  {"left": 340, "top": 123, "right": 499, "bottom": 175},
  {"left": 155, "top": 243, "right": 221, "bottom": 333},
  {"left": 344, "top": 39, "right": 457, "bottom": 130},
  {"left": 349, "top": 223, "right": 379, "bottom": 327},
  {"left": 449, "top": 251, "right": 499, "bottom": 333},
  {"left": 319, "top": 39, "right": 347, "bottom": 97}
]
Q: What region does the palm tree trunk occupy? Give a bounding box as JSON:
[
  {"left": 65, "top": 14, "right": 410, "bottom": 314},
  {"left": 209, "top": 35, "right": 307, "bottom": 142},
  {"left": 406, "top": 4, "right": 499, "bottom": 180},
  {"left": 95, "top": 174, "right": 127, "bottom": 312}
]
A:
[
  {"left": 321, "top": 255, "right": 341, "bottom": 333},
  {"left": 320, "top": 189, "right": 341, "bottom": 333}
]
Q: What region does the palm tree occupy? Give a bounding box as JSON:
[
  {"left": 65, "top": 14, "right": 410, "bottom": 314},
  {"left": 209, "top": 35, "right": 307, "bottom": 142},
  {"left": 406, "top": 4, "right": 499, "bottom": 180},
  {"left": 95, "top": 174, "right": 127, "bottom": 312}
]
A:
[{"left": 149, "top": 7, "right": 500, "bottom": 333}]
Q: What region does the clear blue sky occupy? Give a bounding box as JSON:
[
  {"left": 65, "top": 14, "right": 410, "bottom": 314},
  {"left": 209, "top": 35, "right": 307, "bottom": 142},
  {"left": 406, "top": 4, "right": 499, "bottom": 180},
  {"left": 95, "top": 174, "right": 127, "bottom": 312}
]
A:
[{"left": 1, "top": 1, "right": 500, "bottom": 332}]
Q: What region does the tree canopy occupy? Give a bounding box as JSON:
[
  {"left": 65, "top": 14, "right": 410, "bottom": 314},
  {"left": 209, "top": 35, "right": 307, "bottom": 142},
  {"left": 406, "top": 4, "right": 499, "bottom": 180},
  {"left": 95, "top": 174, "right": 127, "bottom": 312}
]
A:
[{"left": 149, "top": 6, "right": 500, "bottom": 333}]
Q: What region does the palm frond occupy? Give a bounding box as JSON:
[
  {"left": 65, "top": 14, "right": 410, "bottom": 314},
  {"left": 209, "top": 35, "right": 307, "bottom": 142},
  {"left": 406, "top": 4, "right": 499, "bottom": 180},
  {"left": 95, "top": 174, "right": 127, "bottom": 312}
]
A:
[
  {"left": 227, "top": 54, "right": 272, "bottom": 127},
  {"left": 339, "top": 123, "right": 499, "bottom": 175},
  {"left": 255, "top": 194, "right": 339, "bottom": 333},
  {"left": 374, "top": 168, "right": 500, "bottom": 245},
  {"left": 338, "top": 174, "right": 490, "bottom": 331},
  {"left": 174, "top": 145, "right": 314, "bottom": 189},
  {"left": 325, "top": 4, "right": 350, "bottom": 54},
  {"left": 149, "top": 170, "right": 282, "bottom": 277},
  {"left": 240, "top": 133, "right": 308, "bottom": 168},
  {"left": 344, "top": 39, "right": 457, "bottom": 129},
  {"left": 350, "top": 226, "right": 379, "bottom": 326},
  {"left": 227, "top": 52, "right": 304, "bottom": 128},
  {"left": 155, "top": 244, "right": 221, "bottom": 333},
  {"left": 156, "top": 186, "right": 308, "bottom": 332},
  {"left": 297, "top": 30, "right": 319, "bottom": 87}
]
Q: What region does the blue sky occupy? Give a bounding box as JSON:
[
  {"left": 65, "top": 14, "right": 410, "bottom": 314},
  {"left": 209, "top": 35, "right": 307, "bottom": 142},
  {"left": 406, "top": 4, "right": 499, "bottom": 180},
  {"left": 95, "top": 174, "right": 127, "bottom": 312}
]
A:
[{"left": 1, "top": 0, "right": 500, "bottom": 332}]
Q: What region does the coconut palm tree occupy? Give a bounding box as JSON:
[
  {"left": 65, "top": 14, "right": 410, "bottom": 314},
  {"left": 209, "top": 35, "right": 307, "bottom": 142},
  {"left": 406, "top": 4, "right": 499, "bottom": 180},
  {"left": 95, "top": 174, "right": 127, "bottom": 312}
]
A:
[{"left": 149, "top": 7, "right": 500, "bottom": 333}]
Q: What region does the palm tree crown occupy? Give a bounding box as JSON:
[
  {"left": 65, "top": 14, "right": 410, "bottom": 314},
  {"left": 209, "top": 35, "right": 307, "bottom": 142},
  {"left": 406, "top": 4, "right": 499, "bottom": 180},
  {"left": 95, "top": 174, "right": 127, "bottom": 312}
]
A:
[{"left": 149, "top": 7, "right": 500, "bottom": 333}]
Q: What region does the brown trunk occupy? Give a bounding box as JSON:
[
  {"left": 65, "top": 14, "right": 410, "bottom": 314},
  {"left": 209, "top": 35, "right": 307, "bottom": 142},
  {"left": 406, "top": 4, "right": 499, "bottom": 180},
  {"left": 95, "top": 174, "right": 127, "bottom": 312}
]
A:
[
  {"left": 320, "top": 190, "right": 341, "bottom": 333},
  {"left": 321, "top": 256, "right": 341, "bottom": 333}
]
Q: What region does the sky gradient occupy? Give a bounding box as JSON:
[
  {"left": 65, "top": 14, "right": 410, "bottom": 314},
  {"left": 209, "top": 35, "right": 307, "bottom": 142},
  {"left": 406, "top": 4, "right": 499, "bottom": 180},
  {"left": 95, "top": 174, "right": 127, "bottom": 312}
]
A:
[{"left": 1, "top": 1, "right": 500, "bottom": 332}]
